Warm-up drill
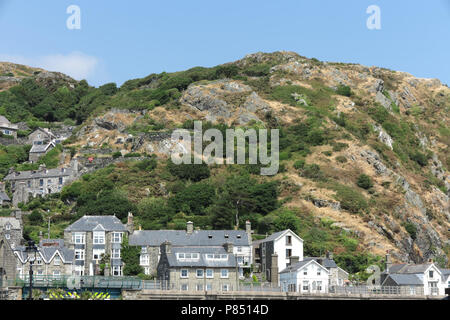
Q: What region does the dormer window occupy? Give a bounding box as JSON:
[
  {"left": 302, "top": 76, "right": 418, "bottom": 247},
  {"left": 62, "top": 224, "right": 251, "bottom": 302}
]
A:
[
  {"left": 208, "top": 235, "right": 212, "bottom": 239},
  {"left": 429, "top": 270, "right": 434, "bottom": 278},
  {"left": 224, "top": 234, "right": 229, "bottom": 239},
  {"left": 237, "top": 235, "right": 241, "bottom": 239},
  {"left": 5, "top": 223, "right": 11, "bottom": 231},
  {"left": 93, "top": 231, "right": 105, "bottom": 244}
]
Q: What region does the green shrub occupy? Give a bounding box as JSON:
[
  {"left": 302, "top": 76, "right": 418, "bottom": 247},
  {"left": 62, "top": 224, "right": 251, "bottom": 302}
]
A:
[
  {"left": 404, "top": 222, "right": 417, "bottom": 240},
  {"left": 333, "top": 184, "right": 368, "bottom": 214},
  {"left": 357, "top": 174, "right": 373, "bottom": 190},
  {"left": 293, "top": 159, "right": 306, "bottom": 170},
  {"left": 124, "top": 152, "right": 141, "bottom": 158},
  {"left": 335, "top": 156, "right": 347, "bottom": 163},
  {"left": 336, "top": 85, "right": 352, "bottom": 97}
]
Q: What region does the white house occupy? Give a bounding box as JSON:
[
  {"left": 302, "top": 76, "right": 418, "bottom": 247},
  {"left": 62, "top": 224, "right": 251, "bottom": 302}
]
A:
[
  {"left": 255, "top": 229, "right": 303, "bottom": 283},
  {"left": 280, "top": 258, "right": 330, "bottom": 293},
  {"left": 441, "top": 269, "right": 450, "bottom": 290},
  {"left": 381, "top": 261, "right": 446, "bottom": 296}
]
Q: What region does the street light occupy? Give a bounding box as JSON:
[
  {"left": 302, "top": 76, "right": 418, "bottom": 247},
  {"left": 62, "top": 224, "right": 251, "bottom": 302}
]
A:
[{"left": 25, "top": 240, "right": 38, "bottom": 300}]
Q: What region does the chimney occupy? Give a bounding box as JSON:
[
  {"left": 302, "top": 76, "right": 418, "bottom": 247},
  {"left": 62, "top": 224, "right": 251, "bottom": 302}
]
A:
[
  {"left": 186, "top": 221, "right": 193, "bottom": 235},
  {"left": 161, "top": 241, "right": 172, "bottom": 254},
  {"left": 138, "top": 225, "right": 142, "bottom": 231},
  {"left": 39, "top": 164, "right": 46, "bottom": 172},
  {"left": 289, "top": 256, "right": 299, "bottom": 265},
  {"left": 127, "top": 212, "right": 134, "bottom": 233},
  {"left": 271, "top": 253, "right": 279, "bottom": 286},
  {"left": 326, "top": 251, "right": 334, "bottom": 260},
  {"left": 223, "top": 242, "right": 234, "bottom": 253},
  {"left": 385, "top": 251, "right": 392, "bottom": 273},
  {"left": 245, "top": 220, "right": 252, "bottom": 245},
  {"left": 428, "top": 258, "right": 434, "bottom": 263}
]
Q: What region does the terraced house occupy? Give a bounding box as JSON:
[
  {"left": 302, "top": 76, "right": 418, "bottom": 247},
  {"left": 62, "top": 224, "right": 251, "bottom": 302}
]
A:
[
  {"left": 157, "top": 241, "right": 239, "bottom": 292},
  {"left": 0, "top": 115, "right": 18, "bottom": 139},
  {"left": 130, "top": 220, "right": 252, "bottom": 278},
  {"left": 14, "top": 239, "right": 74, "bottom": 280},
  {"left": 64, "top": 215, "right": 130, "bottom": 276}
]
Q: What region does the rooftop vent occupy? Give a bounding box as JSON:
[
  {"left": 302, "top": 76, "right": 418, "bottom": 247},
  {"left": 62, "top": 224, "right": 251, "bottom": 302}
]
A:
[
  {"left": 237, "top": 235, "right": 241, "bottom": 239},
  {"left": 224, "top": 234, "right": 229, "bottom": 239},
  {"left": 208, "top": 235, "right": 212, "bottom": 239}
]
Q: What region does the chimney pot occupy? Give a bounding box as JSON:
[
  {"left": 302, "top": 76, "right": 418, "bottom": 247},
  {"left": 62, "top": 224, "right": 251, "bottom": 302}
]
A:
[{"left": 186, "top": 221, "right": 193, "bottom": 235}]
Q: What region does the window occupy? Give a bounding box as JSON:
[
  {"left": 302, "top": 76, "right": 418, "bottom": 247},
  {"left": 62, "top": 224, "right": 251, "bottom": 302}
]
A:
[
  {"left": 5, "top": 224, "right": 11, "bottom": 231},
  {"left": 54, "top": 255, "right": 61, "bottom": 265},
  {"left": 196, "top": 284, "right": 203, "bottom": 291},
  {"left": 220, "top": 269, "right": 229, "bottom": 278},
  {"left": 222, "top": 284, "right": 229, "bottom": 292},
  {"left": 140, "top": 254, "right": 149, "bottom": 266},
  {"left": 74, "top": 265, "right": 84, "bottom": 276},
  {"left": 177, "top": 252, "right": 199, "bottom": 261},
  {"left": 5, "top": 234, "right": 10, "bottom": 240},
  {"left": 72, "top": 233, "right": 85, "bottom": 245},
  {"left": 429, "top": 270, "right": 434, "bottom": 278},
  {"left": 237, "top": 246, "right": 242, "bottom": 253},
  {"left": 112, "top": 266, "right": 122, "bottom": 276},
  {"left": 317, "top": 281, "right": 322, "bottom": 291},
  {"left": 93, "top": 231, "right": 105, "bottom": 245},
  {"left": 317, "top": 270, "right": 321, "bottom": 276},
  {"left": 206, "top": 269, "right": 214, "bottom": 278},
  {"left": 141, "top": 246, "right": 147, "bottom": 254},
  {"left": 111, "top": 249, "right": 121, "bottom": 259},
  {"left": 303, "top": 268, "right": 307, "bottom": 276},
  {"left": 181, "top": 284, "right": 188, "bottom": 291},
  {"left": 196, "top": 269, "right": 204, "bottom": 278},
  {"left": 53, "top": 270, "right": 61, "bottom": 279},
  {"left": 112, "top": 232, "right": 123, "bottom": 244},
  {"left": 286, "top": 249, "right": 292, "bottom": 258},
  {"left": 28, "top": 181, "right": 31, "bottom": 188},
  {"left": 206, "top": 284, "right": 212, "bottom": 292},
  {"left": 302, "top": 281, "right": 309, "bottom": 291},
  {"left": 39, "top": 179, "right": 44, "bottom": 186},
  {"left": 36, "top": 256, "right": 42, "bottom": 265},
  {"left": 59, "top": 177, "right": 63, "bottom": 185},
  {"left": 220, "top": 254, "right": 227, "bottom": 259},
  {"left": 47, "top": 179, "right": 52, "bottom": 185},
  {"left": 286, "top": 235, "right": 292, "bottom": 245},
  {"left": 144, "top": 267, "right": 150, "bottom": 275},
  {"left": 75, "top": 249, "right": 85, "bottom": 261},
  {"left": 180, "top": 269, "right": 188, "bottom": 278},
  {"left": 93, "top": 249, "right": 105, "bottom": 261}
]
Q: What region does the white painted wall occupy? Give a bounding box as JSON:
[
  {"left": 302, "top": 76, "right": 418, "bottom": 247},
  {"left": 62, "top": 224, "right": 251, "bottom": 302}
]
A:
[
  {"left": 273, "top": 230, "right": 303, "bottom": 274},
  {"left": 280, "top": 261, "right": 329, "bottom": 293}
]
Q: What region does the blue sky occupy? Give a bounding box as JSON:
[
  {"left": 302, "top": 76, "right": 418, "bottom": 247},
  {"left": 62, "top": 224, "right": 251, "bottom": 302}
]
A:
[{"left": 0, "top": 0, "right": 449, "bottom": 87}]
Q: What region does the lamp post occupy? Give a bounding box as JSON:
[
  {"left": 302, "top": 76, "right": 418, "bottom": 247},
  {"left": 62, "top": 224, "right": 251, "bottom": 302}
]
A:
[{"left": 25, "top": 240, "right": 38, "bottom": 300}]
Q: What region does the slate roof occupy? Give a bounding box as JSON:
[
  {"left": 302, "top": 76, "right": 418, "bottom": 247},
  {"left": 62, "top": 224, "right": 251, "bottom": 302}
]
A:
[
  {"left": 30, "top": 142, "right": 55, "bottom": 153},
  {"left": 439, "top": 269, "right": 450, "bottom": 276},
  {"left": 4, "top": 167, "right": 74, "bottom": 181},
  {"left": 279, "top": 259, "right": 330, "bottom": 274},
  {"left": 130, "top": 229, "right": 250, "bottom": 247},
  {"left": 303, "top": 257, "right": 338, "bottom": 269},
  {"left": 385, "top": 274, "right": 423, "bottom": 286},
  {"left": 0, "top": 115, "right": 10, "bottom": 124},
  {"left": 388, "top": 263, "right": 434, "bottom": 274},
  {"left": 65, "top": 215, "right": 127, "bottom": 232},
  {"left": 15, "top": 240, "right": 74, "bottom": 264},
  {"left": 0, "top": 217, "right": 21, "bottom": 229},
  {"left": 0, "top": 192, "right": 11, "bottom": 202},
  {"left": 166, "top": 246, "right": 237, "bottom": 268}
]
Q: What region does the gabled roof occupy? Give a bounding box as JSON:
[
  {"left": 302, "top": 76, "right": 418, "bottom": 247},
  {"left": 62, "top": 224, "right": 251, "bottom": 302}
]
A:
[
  {"left": 259, "top": 229, "right": 303, "bottom": 243},
  {"left": 383, "top": 274, "right": 423, "bottom": 286},
  {"left": 166, "top": 246, "right": 237, "bottom": 268},
  {"left": 0, "top": 192, "right": 11, "bottom": 202},
  {"left": 280, "top": 259, "right": 330, "bottom": 274},
  {"left": 4, "top": 167, "right": 73, "bottom": 181},
  {"left": 0, "top": 217, "right": 21, "bottom": 229},
  {"left": 388, "top": 263, "right": 439, "bottom": 275},
  {"left": 29, "top": 141, "right": 55, "bottom": 153},
  {"left": 65, "top": 215, "right": 127, "bottom": 232},
  {"left": 14, "top": 240, "right": 74, "bottom": 264},
  {"left": 130, "top": 229, "right": 250, "bottom": 247},
  {"left": 303, "top": 257, "right": 338, "bottom": 269},
  {"left": 0, "top": 115, "right": 11, "bottom": 124},
  {"left": 440, "top": 269, "right": 450, "bottom": 276}
]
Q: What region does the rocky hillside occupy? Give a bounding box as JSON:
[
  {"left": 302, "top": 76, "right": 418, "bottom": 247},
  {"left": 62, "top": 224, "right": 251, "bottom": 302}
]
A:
[{"left": 3, "top": 52, "right": 449, "bottom": 269}]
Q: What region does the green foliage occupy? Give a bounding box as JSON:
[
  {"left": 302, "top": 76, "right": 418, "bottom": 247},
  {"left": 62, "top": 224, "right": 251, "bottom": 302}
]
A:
[
  {"left": 166, "top": 160, "right": 210, "bottom": 182},
  {"left": 168, "top": 183, "right": 215, "bottom": 215},
  {"left": 357, "top": 174, "right": 373, "bottom": 190},
  {"left": 336, "top": 85, "right": 352, "bottom": 97},
  {"left": 28, "top": 209, "right": 44, "bottom": 225},
  {"left": 331, "top": 183, "right": 368, "bottom": 214},
  {"left": 293, "top": 159, "right": 305, "bottom": 170},
  {"left": 300, "top": 164, "right": 325, "bottom": 181},
  {"left": 404, "top": 222, "right": 417, "bottom": 240},
  {"left": 121, "top": 235, "right": 144, "bottom": 276},
  {"left": 138, "top": 197, "right": 175, "bottom": 229}
]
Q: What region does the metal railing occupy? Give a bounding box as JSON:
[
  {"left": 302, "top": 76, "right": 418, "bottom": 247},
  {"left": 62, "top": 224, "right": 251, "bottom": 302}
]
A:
[
  {"left": 11, "top": 276, "right": 142, "bottom": 290},
  {"left": 329, "top": 285, "right": 425, "bottom": 296}
]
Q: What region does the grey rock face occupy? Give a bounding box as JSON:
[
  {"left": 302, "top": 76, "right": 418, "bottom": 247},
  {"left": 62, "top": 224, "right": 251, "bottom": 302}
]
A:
[
  {"left": 372, "top": 124, "right": 394, "bottom": 150},
  {"left": 312, "top": 199, "right": 341, "bottom": 211}
]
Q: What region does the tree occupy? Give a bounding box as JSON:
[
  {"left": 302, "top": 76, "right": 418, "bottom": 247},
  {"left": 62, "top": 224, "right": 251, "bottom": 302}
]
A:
[
  {"left": 138, "top": 197, "right": 175, "bottom": 229},
  {"left": 273, "top": 209, "right": 300, "bottom": 234},
  {"left": 121, "top": 235, "right": 143, "bottom": 276},
  {"left": 168, "top": 183, "right": 215, "bottom": 215},
  {"left": 166, "top": 160, "right": 210, "bottom": 182}
]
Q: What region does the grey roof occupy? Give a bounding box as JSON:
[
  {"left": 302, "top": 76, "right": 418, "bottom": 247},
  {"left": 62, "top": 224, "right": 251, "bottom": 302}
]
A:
[
  {"left": 0, "top": 217, "right": 21, "bottom": 229},
  {"left": 259, "top": 229, "right": 303, "bottom": 243},
  {"left": 0, "top": 115, "right": 10, "bottom": 124},
  {"left": 130, "top": 229, "right": 250, "bottom": 247},
  {"left": 280, "top": 260, "right": 314, "bottom": 274},
  {"left": 385, "top": 274, "right": 423, "bottom": 286},
  {"left": 0, "top": 192, "right": 11, "bottom": 201},
  {"left": 388, "top": 263, "right": 434, "bottom": 274},
  {"left": 65, "top": 215, "right": 127, "bottom": 232},
  {"left": 4, "top": 167, "right": 73, "bottom": 181},
  {"left": 166, "top": 246, "right": 237, "bottom": 268},
  {"left": 303, "top": 257, "right": 338, "bottom": 269},
  {"left": 15, "top": 240, "right": 74, "bottom": 263},
  {"left": 30, "top": 142, "right": 55, "bottom": 153},
  {"left": 440, "top": 269, "right": 450, "bottom": 276}
]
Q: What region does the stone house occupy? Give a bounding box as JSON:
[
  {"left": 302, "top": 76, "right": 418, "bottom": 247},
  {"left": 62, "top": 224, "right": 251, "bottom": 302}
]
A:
[
  {"left": 254, "top": 229, "right": 304, "bottom": 283},
  {"left": 303, "top": 253, "right": 349, "bottom": 287},
  {"left": 27, "top": 128, "right": 56, "bottom": 146},
  {"left": 64, "top": 215, "right": 130, "bottom": 276},
  {"left": 0, "top": 182, "right": 11, "bottom": 207},
  {"left": 29, "top": 141, "right": 56, "bottom": 162},
  {"left": 130, "top": 220, "right": 252, "bottom": 278},
  {"left": 0, "top": 116, "right": 18, "bottom": 139},
  {"left": 380, "top": 253, "right": 446, "bottom": 295},
  {"left": 157, "top": 241, "right": 239, "bottom": 292},
  {"left": 279, "top": 257, "right": 330, "bottom": 293},
  {"left": 0, "top": 216, "right": 23, "bottom": 249},
  {"left": 4, "top": 161, "right": 79, "bottom": 207},
  {"left": 0, "top": 233, "right": 18, "bottom": 288},
  {"left": 14, "top": 239, "right": 74, "bottom": 280}
]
